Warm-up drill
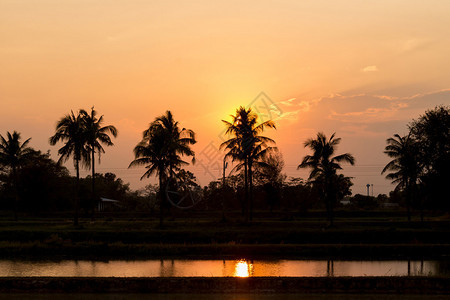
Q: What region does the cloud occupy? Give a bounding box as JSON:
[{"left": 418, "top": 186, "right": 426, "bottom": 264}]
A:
[
  {"left": 361, "top": 65, "right": 378, "bottom": 72},
  {"left": 280, "top": 98, "right": 297, "bottom": 106},
  {"left": 339, "top": 124, "right": 386, "bottom": 137},
  {"left": 276, "top": 110, "right": 301, "bottom": 121},
  {"left": 274, "top": 89, "right": 450, "bottom": 137},
  {"left": 400, "top": 38, "right": 432, "bottom": 54},
  {"left": 328, "top": 102, "right": 409, "bottom": 123},
  {"left": 273, "top": 97, "right": 316, "bottom": 122}
]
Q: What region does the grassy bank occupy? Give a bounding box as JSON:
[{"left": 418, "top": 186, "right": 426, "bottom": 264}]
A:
[
  {"left": 0, "top": 277, "right": 449, "bottom": 294},
  {"left": 0, "top": 211, "right": 449, "bottom": 259},
  {"left": 1, "top": 242, "right": 450, "bottom": 260}
]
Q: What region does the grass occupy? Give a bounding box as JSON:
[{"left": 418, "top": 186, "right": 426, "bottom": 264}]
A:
[
  {"left": 0, "top": 210, "right": 448, "bottom": 259},
  {"left": 1, "top": 277, "right": 450, "bottom": 294}
]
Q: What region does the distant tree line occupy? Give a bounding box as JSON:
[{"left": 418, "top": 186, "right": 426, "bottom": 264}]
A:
[{"left": 0, "top": 105, "right": 448, "bottom": 225}]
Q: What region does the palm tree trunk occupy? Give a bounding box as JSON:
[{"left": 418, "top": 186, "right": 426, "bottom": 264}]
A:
[
  {"left": 222, "top": 160, "right": 226, "bottom": 222},
  {"left": 74, "top": 159, "right": 80, "bottom": 226},
  {"left": 91, "top": 149, "right": 96, "bottom": 220},
  {"left": 419, "top": 191, "right": 425, "bottom": 223},
  {"left": 12, "top": 166, "right": 18, "bottom": 221},
  {"left": 329, "top": 195, "right": 334, "bottom": 227},
  {"left": 406, "top": 202, "right": 411, "bottom": 222},
  {"left": 324, "top": 195, "right": 331, "bottom": 226},
  {"left": 168, "top": 166, "right": 173, "bottom": 218},
  {"left": 420, "top": 207, "right": 424, "bottom": 223},
  {"left": 248, "top": 159, "right": 253, "bottom": 222},
  {"left": 406, "top": 184, "right": 411, "bottom": 222},
  {"left": 159, "top": 170, "right": 164, "bottom": 228},
  {"left": 244, "top": 160, "right": 249, "bottom": 222},
  {"left": 325, "top": 179, "right": 334, "bottom": 227}
]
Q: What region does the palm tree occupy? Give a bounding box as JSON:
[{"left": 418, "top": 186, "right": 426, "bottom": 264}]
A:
[
  {"left": 382, "top": 134, "right": 420, "bottom": 221},
  {"left": 0, "top": 131, "right": 33, "bottom": 220},
  {"left": 221, "top": 106, "right": 276, "bottom": 222},
  {"left": 49, "top": 110, "right": 90, "bottom": 226},
  {"left": 82, "top": 107, "right": 118, "bottom": 213},
  {"left": 129, "top": 111, "right": 196, "bottom": 226},
  {"left": 298, "top": 132, "right": 355, "bottom": 227}
]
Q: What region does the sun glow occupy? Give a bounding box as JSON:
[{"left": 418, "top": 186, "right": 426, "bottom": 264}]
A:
[{"left": 233, "top": 259, "right": 253, "bottom": 277}]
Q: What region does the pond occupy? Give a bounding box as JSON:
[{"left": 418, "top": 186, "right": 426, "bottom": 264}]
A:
[{"left": 1, "top": 259, "right": 448, "bottom": 277}]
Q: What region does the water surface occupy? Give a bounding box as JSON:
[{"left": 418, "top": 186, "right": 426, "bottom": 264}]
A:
[
  {"left": 0, "top": 259, "right": 447, "bottom": 277},
  {"left": 0, "top": 294, "right": 448, "bottom": 300}
]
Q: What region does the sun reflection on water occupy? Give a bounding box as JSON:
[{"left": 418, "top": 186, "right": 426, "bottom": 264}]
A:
[{"left": 234, "top": 259, "right": 253, "bottom": 277}]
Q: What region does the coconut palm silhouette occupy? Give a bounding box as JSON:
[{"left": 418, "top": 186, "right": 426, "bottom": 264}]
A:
[
  {"left": 50, "top": 110, "right": 90, "bottom": 226},
  {"left": 0, "top": 131, "right": 33, "bottom": 220},
  {"left": 298, "top": 132, "right": 355, "bottom": 227},
  {"left": 221, "top": 106, "right": 276, "bottom": 222},
  {"left": 129, "top": 111, "right": 196, "bottom": 226},
  {"left": 382, "top": 134, "right": 420, "bottom": 221},
  {"left": 82, "top": 107, "right": 118, "bottom": 214}
]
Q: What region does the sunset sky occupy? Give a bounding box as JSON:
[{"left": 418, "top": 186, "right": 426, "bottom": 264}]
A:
[{"left": 1, "top": 0, "right": 450, "bottom": 195}]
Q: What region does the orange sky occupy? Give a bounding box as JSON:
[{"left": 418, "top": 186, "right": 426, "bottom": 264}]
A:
[{"left": 1, "top": 0, "right": 450, "bottom": 195}]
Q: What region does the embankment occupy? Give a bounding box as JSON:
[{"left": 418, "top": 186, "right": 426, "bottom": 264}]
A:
[{"left": 0, "top": 277, "right": 449, "bottom": 294}]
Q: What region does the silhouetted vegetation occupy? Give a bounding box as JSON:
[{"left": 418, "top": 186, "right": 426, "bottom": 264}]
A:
[
  {"left": 0, "top": 131, "right": 34, "bottom": 220},
  {"left": 221, "top": 106, "right": 276, "bottom": 222},
  {"left": 298, "top": 132, "right": 355, "bottom": 227},
  {"left": 49, "top": 110, "right": 91, "bottom": 225},
  {"left": 0, "top": 151, "right": 135, "bottom": 215},
  {"left": 15, "top": 150, "right": 72, "bottom": 213},
  {"left": 382, "top": 134, "right": 419, "bottom": 221},
  {"left": 383, "top": 105, "right": 450, "bottom": 220},
  {"left": 348, "top": 194, "right": 379, "bottom": 210},
  {"left": 129, "top": 110, "right": 196, "bottom": 227},
  {"left": 47, "top": 108, "right": 117, "bottom": 224},
  {"left": 0, "top": 105, "right": 447, "bottom": 230},
  {"left": 0, "top": 105, "right": 449, "bottom": 264},
  {"left": 253, "top": 152, "right": 285, "bottom": 212},
  {"left": 409, "top": 105, "right": 450, "bottom": 213},
  {"left": 82, "top": 107, "right": 118, "bottom": 217}
]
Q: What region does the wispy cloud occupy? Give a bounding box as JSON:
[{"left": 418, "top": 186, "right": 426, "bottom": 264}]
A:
[
  {"left": 274, "top": 97, "right": 316, "bottom": 122},
  {"left": 361, "top": 65, "right": 378, "bottom": 72},
  {"left": 339, "top": 124, "right": 387, "bottom": 137},
  {"left": 272, "top": 89, "right": 450, "bottom": 136},
  {"left": 328, "top": 102, "right": 409, "bottom": 123},
  {"left": 400, "top": 38, "right": 432, "bottom": 53},
  {"left": 280, "top": 98, "right": 297, "bottom": 106},
  {"left": 276, "top": 110, "right": 301, "bottom": 121}
]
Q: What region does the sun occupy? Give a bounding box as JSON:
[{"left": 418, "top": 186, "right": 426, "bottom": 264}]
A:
[{"left": 234, "top": 259, "right": 253, "bottom": 277}]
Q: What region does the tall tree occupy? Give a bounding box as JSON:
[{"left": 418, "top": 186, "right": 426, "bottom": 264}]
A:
[
  {"left": 254, "top": 152, "right": 285, "bottom": 212},
  {"left": 253, "top": 151, "right": 285, "bottom": 186},
  {"left": 408, "top": 105, "right": 450, "bottom": 212},
  {"left": 129, "top": 111, "right": 196, "bottom": 226},
  {"left": 14, "top": 150, "right": 71, "bottom": 213},
  {"left": 82, "top": 107, "right": 118, "bottom": 212},
  {"left": 221, "top": 106, "right": 276, "bottom": 222},
  {"left": 50, "top": 110, "right": 90, "bottom": 226},
  {"left": 298, "top": 132, "right": 355, "bottom": 227},
  {"left": 382, "top": 134, "right": 420, "bottom": 221},
  {"left": 0, "top": 131, "right": 33, "bottom": 220}
]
